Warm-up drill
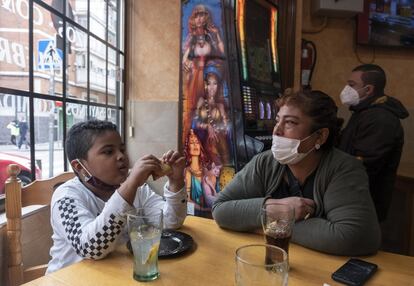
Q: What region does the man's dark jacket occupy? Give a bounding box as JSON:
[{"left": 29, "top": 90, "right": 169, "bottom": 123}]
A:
[{"left": 338, "top": 95, "right": 409, "bottom": 221}]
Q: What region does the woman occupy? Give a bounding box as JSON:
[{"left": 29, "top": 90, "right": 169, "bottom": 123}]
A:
[
  {"left": 184, "top": 129, "right": 212, "bottom": 217},
  {"left": 212, "top": 90, "right": 381, "bottom": 256},
  {"left": 193, "top": 64, "right": 232, "bottom": 165}
]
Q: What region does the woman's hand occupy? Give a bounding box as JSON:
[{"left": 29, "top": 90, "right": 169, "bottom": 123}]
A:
[
  {"left": 266, "top": 197, "right": 316, "bottom": 221},
  {"left": 182, "top": 59, "right": 194, "bottom": 73},
  {"left": 207, "top": 24, "right": 218, "bottom": 34},
  {"left": 161, "top": 150, "right": 185, "bottom": 192}
]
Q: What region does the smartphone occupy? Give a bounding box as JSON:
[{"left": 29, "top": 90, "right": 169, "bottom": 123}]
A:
[{"left": 331, "top": 258, "right": 378, "bottom": 286}]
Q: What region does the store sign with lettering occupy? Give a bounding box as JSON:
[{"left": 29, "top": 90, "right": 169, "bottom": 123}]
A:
[{"left": 1, "top": 0, "right": 45, "bottom": 26}]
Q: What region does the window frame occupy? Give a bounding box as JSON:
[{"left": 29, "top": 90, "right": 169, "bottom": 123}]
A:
[{"left": 0, "top": 0, "right": 126, "bottom": 210}]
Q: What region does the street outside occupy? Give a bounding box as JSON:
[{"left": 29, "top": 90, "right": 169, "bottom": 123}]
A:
[{"left": 0, "top": 141, "right": 65, "bottom": 179}]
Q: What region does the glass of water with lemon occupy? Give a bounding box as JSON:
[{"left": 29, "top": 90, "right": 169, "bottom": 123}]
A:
[{"left": 127, "top": 208, "right": 163, "bottom": 281}]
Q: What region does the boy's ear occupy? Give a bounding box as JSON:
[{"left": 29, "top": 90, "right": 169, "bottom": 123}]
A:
[{"left": 70, "top": 159, "right": 83, "bottom": 175}]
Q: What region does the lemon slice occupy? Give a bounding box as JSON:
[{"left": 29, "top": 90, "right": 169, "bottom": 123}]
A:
[{"left": 146, "top": 243, "right": 159, "bottom": 264}]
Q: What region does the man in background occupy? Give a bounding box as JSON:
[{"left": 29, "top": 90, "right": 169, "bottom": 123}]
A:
[
  {"left": 17, "top": 116, "right": 29, "bottom": 149},
  {"left": 7, "top": 119, "right": 19, "bottom": 146},
  {"left": 338, "top": 64, "right": 409, "bottom": 222}
]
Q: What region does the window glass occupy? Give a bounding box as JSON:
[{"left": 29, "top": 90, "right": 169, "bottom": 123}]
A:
[
  {"left": 0, "top": 94, "right": 30, "bottom": 150},
  {"left": 89, "top": 106, "right": 106, "bottom": 120},
  {"left": 108, "top": 47, "right": 116, "bottom": 105},
  {"left": 119, "top": 54, "right": 124, "bottom": 107},
  {"left": 0, "top": 1, "right": 124, "bottom": 186},
  {"left": 89, "top": 0, "right": 106, "bottom": 40},
  {"left": 90, "top": 36, "right": 107, "bottom": 104},
  {"left": 41, "top": 0, "right": 62, "bottom": 13},
  {"left": 66, "top": 102, "right": 88, "bottom": 128},
  {"left": 67, "top": 26, "right": 87, "bottom": 100},
  {"left": 70, "top": 0, "right": 88, "bottom": 29},
  {"left": 108, "top": 108, "right": 120, "bottom": 129},
  {"left": 34, "top": 98, "right": 64, "bottom": 177},
  {"left": 0, "top": 94, "right": 34, "bottom": 195},
  {"left": 0, "top": 2, "right": 29, "bottom": 91},
  {"left": 119, "top": 0, "right": 125, "bottom": 52},
  {"left": 108, "top": 0, "right": 117, "bottom": 46},
  {"left": 33, "top": 4, "right": 63, "bottom": 96}
]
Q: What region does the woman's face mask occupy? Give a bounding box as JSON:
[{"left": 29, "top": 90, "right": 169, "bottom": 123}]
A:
[
  {"left": 340, "top": 85, "right": 367, "bottom": 106},
  {"left": 271, "top": 133, "right": 316, "bottom": 165},
  {"left": 76, "top": 159, "right": 120, "bottom": 192}
]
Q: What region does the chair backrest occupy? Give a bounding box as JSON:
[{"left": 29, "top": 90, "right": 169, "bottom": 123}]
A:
[{"left": 5, "top": 164, "right": 75, "bottom": 286}]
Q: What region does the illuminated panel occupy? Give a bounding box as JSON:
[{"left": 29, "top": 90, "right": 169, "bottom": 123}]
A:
[
  {"left": 237, "top": 0, "right": 248, "bottom": 80},
  {"left": 270, "top": 7, "right": 279, "bottom": 73}
]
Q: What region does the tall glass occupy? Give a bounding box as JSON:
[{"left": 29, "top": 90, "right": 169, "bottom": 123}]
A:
[
  {"left": 235, "top": 244, "right": 288, "bottom": 286},
  {"left": 127, "top": 208, "right": 163, "bottom": 282},
  {"left": 261, "top": 203, "right": 295, "bottom": 266}
]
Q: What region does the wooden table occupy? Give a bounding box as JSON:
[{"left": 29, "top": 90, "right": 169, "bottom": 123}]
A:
[{"left": 23, "top": 216, "right": 414, "bottom": 286}]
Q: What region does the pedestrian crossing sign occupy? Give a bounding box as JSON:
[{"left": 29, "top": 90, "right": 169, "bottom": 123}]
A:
[{"left": 38, "top": 39, "right": 63, "bottom": 71}]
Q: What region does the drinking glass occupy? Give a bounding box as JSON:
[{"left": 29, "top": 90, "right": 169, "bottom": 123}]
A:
[
  {"left": 261, "top": 203, "right": 295, "bottom": 266},
  {"left": 235, "top": 244, "right": 288, "bottom": 286},
  {"left": 127, "top": 208, "right": 163, "bottom": 282}
]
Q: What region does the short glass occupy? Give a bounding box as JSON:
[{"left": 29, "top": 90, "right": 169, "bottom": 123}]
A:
[
  {"left": 127, "top": 208, "right": 163, "bottom": 282},
  {"left": 235, "top": 244, "right": 288, "bottom": 286},
  {"left": 261, "top": 203, "right": 295, "bottom": 265}
]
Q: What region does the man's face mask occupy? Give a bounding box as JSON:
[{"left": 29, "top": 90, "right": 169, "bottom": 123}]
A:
[
  {"left": 76, "top": 159, "right": 120, "bottom": 192},
  {"left": 340, "top": 85, "right": 367, "bottom": 106}
]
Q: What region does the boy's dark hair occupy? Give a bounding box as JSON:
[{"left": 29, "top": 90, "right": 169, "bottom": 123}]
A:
[
  {"left": 66, "top": 120, "right": 117, "bottom": 161},
  {"left": 352, "top": 64, "right": 386, "bottom": 96}
]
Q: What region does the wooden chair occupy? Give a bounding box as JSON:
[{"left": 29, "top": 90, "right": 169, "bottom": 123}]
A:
[{"left": 5, "top": 164, "right": 75, "bottom": 286}]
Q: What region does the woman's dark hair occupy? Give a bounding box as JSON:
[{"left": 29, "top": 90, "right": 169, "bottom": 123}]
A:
[
  {"left": 352, "top": 64, "right": 386, "bottom": 96},
  {"left": 66, "top": 120, "right": 117, "bottom": 161},
  {"left": 276, "top": 89, "right": 343, "bottom": 150},
  {"left": 184, "top": 129, "right": 209, "bottom": 168}
]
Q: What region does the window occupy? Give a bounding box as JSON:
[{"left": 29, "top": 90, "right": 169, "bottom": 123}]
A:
[{"left": 0, "top": 0, "right": 126, "bottom": 202}]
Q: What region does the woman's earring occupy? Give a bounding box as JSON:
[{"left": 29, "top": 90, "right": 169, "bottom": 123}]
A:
[{"left": 315, "top": 143, "right": 321, "bottom": 150}]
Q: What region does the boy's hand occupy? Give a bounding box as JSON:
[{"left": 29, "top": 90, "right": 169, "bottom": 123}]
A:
[
  {"left": 128, "top": 155, "right": 161, "bottom": 188},
  {"left": 160, "top": 150, "right": 185, "bottom": 193}
]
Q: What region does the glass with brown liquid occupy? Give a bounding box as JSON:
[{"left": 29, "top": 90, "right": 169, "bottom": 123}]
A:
[{"left": 261, "top": 204, "right": 295, "bottom": 267}]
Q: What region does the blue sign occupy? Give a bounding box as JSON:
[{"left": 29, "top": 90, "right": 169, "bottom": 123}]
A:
[{"left": 38, "top": 39, "right": 63, "bottom": 71}]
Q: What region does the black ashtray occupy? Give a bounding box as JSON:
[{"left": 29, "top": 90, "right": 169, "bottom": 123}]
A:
[{"left": 127, "top": 229, "right": 194, "bottom": 258}]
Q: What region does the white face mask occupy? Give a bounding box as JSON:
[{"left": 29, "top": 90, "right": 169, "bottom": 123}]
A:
[
  {"left": 271, "top": 134, "right": 316, "bottom": 165},
  {"left": 340, "top": 85, "right": 360, "bottom": 106},
  {"left": 340, "top": 85, "right": 368, "bottom": 106}
]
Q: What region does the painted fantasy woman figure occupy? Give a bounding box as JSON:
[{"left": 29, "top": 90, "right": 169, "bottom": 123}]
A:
[
  {"left": 192, "top": 63, "right": 232, "bottom": 166},
  {"left": 184, "top": 129, "right": 213, "bottom": 218}
]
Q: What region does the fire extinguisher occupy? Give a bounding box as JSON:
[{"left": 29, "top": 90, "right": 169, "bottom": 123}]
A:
[{"left": 301, "top": 39, "right": 317, "bottom": 90}]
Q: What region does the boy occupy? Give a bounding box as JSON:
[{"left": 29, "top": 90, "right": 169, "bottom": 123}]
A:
[{"left": 47, "top": 120, "right": 187, "bottom": 273}]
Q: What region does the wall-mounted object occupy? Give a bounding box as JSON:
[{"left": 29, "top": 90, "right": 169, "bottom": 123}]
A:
[
  {"left": 312, "top": 0, "right": 364, "bottom": 17},
  {"left": 357, "top": 0, "right": 414, "bottom": 48}
]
